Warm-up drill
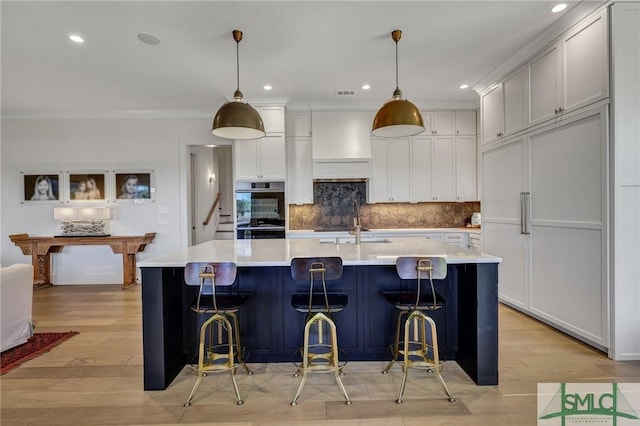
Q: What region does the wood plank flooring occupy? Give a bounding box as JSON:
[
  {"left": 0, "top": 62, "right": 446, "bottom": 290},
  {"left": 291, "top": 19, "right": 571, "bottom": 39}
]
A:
[{"left": 1, "top": 284, "right": 639, "bottom": 425}]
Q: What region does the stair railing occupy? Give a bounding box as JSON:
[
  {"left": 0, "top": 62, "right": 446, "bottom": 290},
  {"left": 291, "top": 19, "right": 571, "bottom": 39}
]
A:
[{"left": 203, "top": 192, "right": 222, "bottom": 226}]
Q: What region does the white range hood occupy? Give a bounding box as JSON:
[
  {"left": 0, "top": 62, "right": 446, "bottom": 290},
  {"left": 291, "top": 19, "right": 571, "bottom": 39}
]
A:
[{"left": 311, "top": 111, "right": 372, "bottom": 179}]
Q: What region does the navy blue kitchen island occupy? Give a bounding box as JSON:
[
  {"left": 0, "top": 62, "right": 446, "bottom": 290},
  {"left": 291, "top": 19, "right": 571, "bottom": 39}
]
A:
[{"left": 138, "top": 237, "right": 501, "bottom": 390}]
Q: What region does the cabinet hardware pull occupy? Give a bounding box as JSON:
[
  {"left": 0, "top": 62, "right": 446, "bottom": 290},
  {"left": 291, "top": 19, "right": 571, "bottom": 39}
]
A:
[{"left": 520, "top": 192, "right": 526, "bottom": 235}]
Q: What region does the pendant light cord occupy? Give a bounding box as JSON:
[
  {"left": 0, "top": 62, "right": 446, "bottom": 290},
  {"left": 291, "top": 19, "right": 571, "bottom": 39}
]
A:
[
  {"left": 236, "top": 39, "right": 240, "bottom": 93},
  {"left": 395, "top": 38, "right": 399, "bottom": 91}
]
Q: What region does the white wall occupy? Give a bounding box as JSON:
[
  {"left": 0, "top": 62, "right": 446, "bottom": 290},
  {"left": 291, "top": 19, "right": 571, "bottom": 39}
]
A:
[{"left": 0, "top": 116, "right": 218, "bottom": 284}]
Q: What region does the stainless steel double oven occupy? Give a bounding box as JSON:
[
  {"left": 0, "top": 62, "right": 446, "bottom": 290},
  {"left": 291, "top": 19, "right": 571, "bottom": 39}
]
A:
[{"left": 235, "top": 181, "right": 286, "bottom": 239}]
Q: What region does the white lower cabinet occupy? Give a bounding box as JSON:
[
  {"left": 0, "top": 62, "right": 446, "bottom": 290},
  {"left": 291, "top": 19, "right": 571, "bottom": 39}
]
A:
[
  {"left": 444, "top": 232, "right": 468, "bottom": 248},
  {"left": 481, "top": 106, "right": 608, "bottom": 349}
]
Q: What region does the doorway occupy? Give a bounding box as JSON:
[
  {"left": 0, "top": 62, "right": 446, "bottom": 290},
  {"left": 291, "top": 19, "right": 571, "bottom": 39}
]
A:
[{"left": 185, "top": 142, "right": 233, "bottom": 247}]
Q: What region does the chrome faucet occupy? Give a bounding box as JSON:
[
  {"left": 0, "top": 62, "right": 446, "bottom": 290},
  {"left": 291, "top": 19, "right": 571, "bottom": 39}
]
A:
[{"left": 351, "top": 199, "right": 362, "bottom": 244}]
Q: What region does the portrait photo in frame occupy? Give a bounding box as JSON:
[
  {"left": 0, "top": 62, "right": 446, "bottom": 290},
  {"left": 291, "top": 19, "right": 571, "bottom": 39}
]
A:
[
  {"left": 21, "top": 172, "right": 62, "bottom": 203},
  {"left": 66, "top": 171, "right": 109, "bottom": 202},
  {"left": 113, "top": 170, "right": 155, "bottom": 202}
]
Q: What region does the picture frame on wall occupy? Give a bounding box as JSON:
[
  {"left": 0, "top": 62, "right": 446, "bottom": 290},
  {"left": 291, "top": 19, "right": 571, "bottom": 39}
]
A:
[
  {"left": 65, "top": 171, "right": 109, "bottom": 202},
  {"left": 113, "top": 170, "right": 155, "bottom": 202},
  {"left": 21, "top": 172, "right": 63, "bottom": 203}
]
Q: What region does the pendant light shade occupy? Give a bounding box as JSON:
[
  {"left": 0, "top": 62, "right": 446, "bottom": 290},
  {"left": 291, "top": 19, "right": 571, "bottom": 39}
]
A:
[
  {"left": 212, "top": 30, "right": 265, "bottom": 140},
  {"left": 372, "top": 30, "right": 425, "bottom": 138}
]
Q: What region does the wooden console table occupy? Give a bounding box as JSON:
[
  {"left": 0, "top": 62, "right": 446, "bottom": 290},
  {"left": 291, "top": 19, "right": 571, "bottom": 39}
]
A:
[{"left": 9, "top": 233, "right": 156, "bottom": 290}]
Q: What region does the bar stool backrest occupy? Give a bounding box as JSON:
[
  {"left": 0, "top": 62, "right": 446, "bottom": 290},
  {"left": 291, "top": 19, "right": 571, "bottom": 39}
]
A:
[
  {"left": 291, "top": 257, "right": 343, "bottom": 281},
  {"left": 395, "top": 256, "right": 447, "bottom": 311},
  {"left": 184, "top": 262, "right": 237, "bottom": 312}
]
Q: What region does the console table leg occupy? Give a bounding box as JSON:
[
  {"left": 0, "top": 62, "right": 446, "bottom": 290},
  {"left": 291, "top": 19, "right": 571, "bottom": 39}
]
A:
[
  {"left": 34, "top": 253, "right": 52, "bottom": 290},
  {"left": 122, "top": 253, "right": 137, "bottom": 290}
]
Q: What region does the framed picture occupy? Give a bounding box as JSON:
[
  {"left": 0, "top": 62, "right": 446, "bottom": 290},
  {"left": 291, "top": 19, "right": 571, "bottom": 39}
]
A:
[
  {"left": 21, "top": 172, "right": 63, "bottom": 203},
  {"left": 113, "top": 170, "right": 155, "bottom": 202},
  {"left": 65, "top": 171, "right": 109, "bottom": 202}
]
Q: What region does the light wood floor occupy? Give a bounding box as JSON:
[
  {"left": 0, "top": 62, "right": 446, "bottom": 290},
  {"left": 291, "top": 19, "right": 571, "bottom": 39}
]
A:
[{"left": 1, "top": 284, "right": 639, "bottom": 425}]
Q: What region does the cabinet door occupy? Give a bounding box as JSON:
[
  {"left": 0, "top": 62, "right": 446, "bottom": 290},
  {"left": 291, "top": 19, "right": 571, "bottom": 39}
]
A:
[
  {"left": 286, "top": 112, "right": 311, "bottom": 137},
  {"left": 419, "top": 111, "right": 433, "bottom": 134},
  {"left": 455, "top": 111, "right": 476, "bottom": 135},
  {"left": 258, "top": 106, "right": 285, "bottom": 133},
  {"left": 388, "top": 138, "right": 411, "bottom": 202},
  {"left": 234, "top": 139, "right": 260, "bottom": 180},
  {"left": 432, "top": 111, "right": 455, "bottom": 135},
  {"left": 528, "top": 44, "right": 562, "bottom": 126},
  {"left": 481, "top": 137, "right": 528, "bottom": 309},
  {"left": 563, "top": 11, "right": 608, "bottom": 112},
  {"left": 481, "top": 83, "right": 504, "bottom": 144},
  {"left": 258, "top": 134, "right": 286, "bottom": 180},
  {"left": 528, "top": 108, "right": 607, "bottom": 346},
  {"left": 410, "top": 136, "right": 433, "bottom": 202},
  {"left": 431, "top": 136, "right": 455, "bottom": 201},
  {"left": 455, "top": 136, "right": 477, "bottom": 201},
  {"left": 286, "top": 137, "right": 313, "bottom": 204},
  {"left": 369, "top": 138, "right": 390, "bottom": 202},
  {"left": 503, "top": 66, "right": 527, "bottom": 135}
]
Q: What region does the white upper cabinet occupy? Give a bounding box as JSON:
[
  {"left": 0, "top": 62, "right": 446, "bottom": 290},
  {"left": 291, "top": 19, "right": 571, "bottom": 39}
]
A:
[
  {"left": 430, "top": 111, "right": 455, "bottom": 135},
  {"left": 455, "top": 136, "right": 477, "bottom": 201},
  {"left": 286, "top": 136, "right": 313, "bottom": 204},
  {"left": 481, "top": 83, "right": 504, "bottom": 144},
  {"left": 562, "top": 11, "right": 608, "bottom": 112},
  {"left": 503, "top": 66, "right": 527, "bottom": 136},
  {"left": 528, "top": 9, "right": 608, "bottom": 127},
  {"left": 431, "top": 136, "right": 456, "bottom": 201},
  {"left": 234, "top": 134, "right": 286, "bottom": 181},
  {"left": 455, "top": 111, "right": 476, "bottom": 135},
  {"left": 369, "top": 137, "right": 411, "bottom": 202},
  {"left": 411, "top": 136, "right": 433, "bottom": 202},
  {"left": 285, "top": 112, "right": 311, "bottom": 137},
  {"left": 480, "top": 66, "right": 527, "bottom": 144},
  {"left": 257, "top": 106, "right": 285, "bottom": 133},
  {"left": 420, "top": 111, "right": 433, "bottom": 134},
  {"left": 528, "top": 43, "right": 562, "bottom": 125}
]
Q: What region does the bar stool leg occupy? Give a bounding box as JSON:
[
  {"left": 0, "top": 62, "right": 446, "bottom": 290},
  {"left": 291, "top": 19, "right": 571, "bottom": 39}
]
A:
[
  {"left": 184, "top": 314, "right": 245, "bottom": 406},
  {"left": 291, "top": 313, "right": 351, "bottom": 406},
  {"left": 382, "top": 310, "right": 408, "bottom": 374},
  {"left": 228, "top": 311, "right": 253, "bottom": 375}
]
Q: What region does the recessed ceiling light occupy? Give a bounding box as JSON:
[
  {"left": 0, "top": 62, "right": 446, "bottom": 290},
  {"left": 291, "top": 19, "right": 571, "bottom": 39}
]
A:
[
  {"left": 552, "top": 3, "right": 567, "bottom": 13},
  {"left": 362, "top": 84, "right": 371, "bottom": 90},
  {"left": 69, "top": 34, "right": 84, "bottom": 43},
  {"left": 459, "top": 84, "right": 469, "bottom": 89},
  {"left": 263, "top": 85, "right": 272, "bottom": 91},
  {"left": 137, "top": 33, "right": 160, "bottom": 45}
]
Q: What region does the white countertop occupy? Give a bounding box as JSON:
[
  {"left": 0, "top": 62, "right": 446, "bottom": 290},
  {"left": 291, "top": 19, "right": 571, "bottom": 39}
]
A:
[{"left": 138, "top": 237, "right": 500, "bottom": 268}]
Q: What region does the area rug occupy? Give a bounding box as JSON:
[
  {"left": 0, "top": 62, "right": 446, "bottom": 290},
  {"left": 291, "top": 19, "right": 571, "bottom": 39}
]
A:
[{"left": 1, "top": 332, "right": 79, "bottom": 375}]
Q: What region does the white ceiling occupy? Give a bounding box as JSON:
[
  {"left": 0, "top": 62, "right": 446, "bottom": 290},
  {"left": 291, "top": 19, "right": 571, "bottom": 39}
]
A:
[{"left": 1, "top": 1, "right": 606, "bottom": 117}]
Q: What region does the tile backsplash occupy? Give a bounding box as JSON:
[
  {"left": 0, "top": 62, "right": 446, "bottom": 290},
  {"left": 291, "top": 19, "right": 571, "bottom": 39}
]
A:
[{"left": 289, "top": 181, "right": 480, "bottom": 230}]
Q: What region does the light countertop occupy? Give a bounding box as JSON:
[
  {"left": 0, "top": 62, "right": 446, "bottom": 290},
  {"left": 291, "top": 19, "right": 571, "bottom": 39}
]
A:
[
  {"left": 138, "top": 237, "right": 500, "bottom": 268},
  {"left": 287, "top": 228, "right": 480, "bottom": 234}
]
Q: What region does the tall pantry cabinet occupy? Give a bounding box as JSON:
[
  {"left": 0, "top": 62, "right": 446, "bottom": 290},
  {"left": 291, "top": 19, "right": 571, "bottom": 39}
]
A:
[{"left": 480, "top": 7, "right": 610, "bottom": 350}]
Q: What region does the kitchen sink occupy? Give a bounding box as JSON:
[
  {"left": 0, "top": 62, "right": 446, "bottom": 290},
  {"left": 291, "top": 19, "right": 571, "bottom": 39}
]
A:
[{"left": 319, "top": 238, "right": 391, "bottom": 244}]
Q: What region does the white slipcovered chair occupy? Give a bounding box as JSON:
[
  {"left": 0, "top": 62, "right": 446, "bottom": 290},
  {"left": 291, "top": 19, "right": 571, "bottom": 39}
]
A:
[{"left": 1, "top": 264, "right": 34, "bottom": 352}]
